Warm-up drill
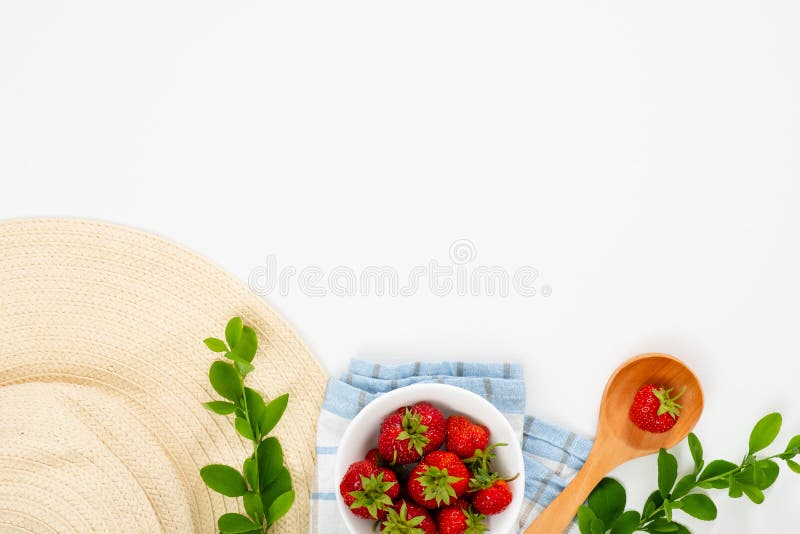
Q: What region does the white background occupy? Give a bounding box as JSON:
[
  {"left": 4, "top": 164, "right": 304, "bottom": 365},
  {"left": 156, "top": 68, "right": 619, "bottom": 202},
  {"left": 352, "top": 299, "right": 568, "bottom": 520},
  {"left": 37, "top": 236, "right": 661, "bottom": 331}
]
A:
[{"left": 2, "top": 2, "right": 799, "bottom": 532}]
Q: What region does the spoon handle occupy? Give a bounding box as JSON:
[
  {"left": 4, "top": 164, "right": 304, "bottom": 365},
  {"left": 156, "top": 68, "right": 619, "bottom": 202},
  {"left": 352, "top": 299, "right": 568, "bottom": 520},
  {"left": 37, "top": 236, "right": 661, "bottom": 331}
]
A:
[{"left": 523, "top": 453, "right": 611, "bottom": 534}]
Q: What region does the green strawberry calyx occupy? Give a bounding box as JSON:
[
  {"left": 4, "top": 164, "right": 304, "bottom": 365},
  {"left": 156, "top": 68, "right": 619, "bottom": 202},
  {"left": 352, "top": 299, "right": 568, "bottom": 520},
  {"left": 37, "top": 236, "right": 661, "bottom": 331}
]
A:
[
  {"left": 468, "top": 466, "right": 500, "bottom": 492},
  {"left": 469, "top": 466, "right": 519, "bottom": 492},
  {"left": 417, "top": 466, "right": 462, "bottom": 506},
  {"left": 382, "top": 502, "right": 426, "bottom": 534},
  {"left": 653, "top": 386, "right": 686, "bottom": 419},
  {"left": 348, "top": 472, "right": 396, "bottom": 519},
  {"left": 463, "top": 442, "right": 507, "bottom": 471},
  {"left": 398, "top": 408, "right": 430, "bottom": 456},
  {"left": 462, "top": 507, "right": 489, "bottom": 534}
]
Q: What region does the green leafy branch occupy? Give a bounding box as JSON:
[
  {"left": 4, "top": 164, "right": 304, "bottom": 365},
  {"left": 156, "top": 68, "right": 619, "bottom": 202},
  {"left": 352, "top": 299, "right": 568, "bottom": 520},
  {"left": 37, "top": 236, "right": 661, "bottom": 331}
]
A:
[
  {"left": 200, "top": 317, "right": 295, "bottom": 533},
  {"left": 578, "top": 413, "right": 800, "bottom": 534}
]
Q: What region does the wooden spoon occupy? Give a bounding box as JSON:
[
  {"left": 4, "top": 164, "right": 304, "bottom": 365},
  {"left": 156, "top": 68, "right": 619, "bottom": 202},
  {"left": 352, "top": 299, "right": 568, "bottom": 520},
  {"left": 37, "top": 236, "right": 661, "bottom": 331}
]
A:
[{"left": 524, "top": 353, "right": 704, "bottom": 534}]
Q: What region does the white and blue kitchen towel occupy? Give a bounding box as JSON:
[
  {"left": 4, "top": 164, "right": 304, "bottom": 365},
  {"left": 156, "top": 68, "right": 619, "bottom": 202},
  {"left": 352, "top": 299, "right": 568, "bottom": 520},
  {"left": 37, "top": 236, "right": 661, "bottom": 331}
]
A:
[{"left": 310, "top": 360, "right": 593, "bottom": 533}]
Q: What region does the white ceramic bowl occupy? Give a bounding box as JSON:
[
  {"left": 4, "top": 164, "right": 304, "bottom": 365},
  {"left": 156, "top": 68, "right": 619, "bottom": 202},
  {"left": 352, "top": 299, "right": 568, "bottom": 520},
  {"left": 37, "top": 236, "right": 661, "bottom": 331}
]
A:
[{"left": 335, "top": 383, "right": 525, "bottom": 534}]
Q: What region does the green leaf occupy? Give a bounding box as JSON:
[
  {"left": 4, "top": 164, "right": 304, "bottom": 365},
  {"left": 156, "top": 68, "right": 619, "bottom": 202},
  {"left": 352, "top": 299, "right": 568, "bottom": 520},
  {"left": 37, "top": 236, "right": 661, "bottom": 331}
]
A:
[
  {"left": 590, "top": 519, "right": 605, "bottom": 534},
  {"left": 243, "top": 457, "right": 258, "bottom": 491},
  {"left": 658, "top": 449, "right": 678, "bottom": 498},
  {"left": 738, "top": 481, "right": 765, "bottom": 504},
  {"left": 257, "top": 437, "right": 284, "bottom": 489},
  {"left": 786, "top": 459, "right": 800, "bottom": 473},
  {"left": 671, "top": 474, "right": 696, "bottom": 499},
  {"left": 643, "top": 518, "right": 690, "bottom": 534},
  {"left": 642, "top": 490, "right": 664, "bottom": 519},
  {"left": 748, "top": 413, "right": 782, "bottom": 455},
  {"left": 200, "top": 464, "right": 248, "bottom": 497},
  {"left": 784, "top": 435, "right": 800, "bottom": 458},
  {"left": 728, "top": 476, "right": 743, "bottom": 498},
  {"left": 234, "top": 361, "right": 255, "bottom": 378},
  {"left": 243, "top": 492, "right": 265, "bottom": 525},
  {"left": 644, "top": 517, "right": 680, "bottom": 532},
  {"left": 577, "top": 506, "right": 607, "bottom": 534},
  {"left": 735, "top": 462, "right": 777, "bottom": 492},
  {"left": 698, "top": 460, "right": 738, "bottom": 484},
  {"left": 209, "top": 361, "right": 243, "bottom": 402},
  {"left": 697, "top": 479, "right": 729, "bottom": 490},
  {"left": 226, "top": 352, "right": 255, "bottom": 378},
  {"left": 663, "top": 498, "right": 672, "bottom": 522},
  {"left": 577, "top": 506, "right": 599, "bottom": 534},
  {"left": 233, "top": 325, "right": 258, "bottom": 362},
  {"left": 610, "top": 510, "right": 640, "bottom": 534},
  {"left": 260, "top": 466, "right": 292, "bottom": 511},
  {"left": 752, "top": 459, "right": 780, "bottom": 490},
  {"left": 260, "top": 393, "right": 289, "bottom": 436},
  {"left": 267, "top": 490, "right": 295, "bottom": 526},
  {"left": 218, "top": 512, "right": 260, "bottom": 533},
  {"left": 204, "top": 337, "right": 228, "bottom": 352},
  {"left": 677, "top": 493, "right": 717, "bottom": 520},
  {"left": 687, "top": 433, "right": 704, "bottom": 475},
  {"left": 225, "top": 317, "right": 243, "bottom": 348},
  {"left": 645, "top": 522, "right": 690, "bottom": 534},
  {"left": 587, "top": 477, "right": 626, "bottom": 526},
  {"left": 203, "top": 401, "right": 237, "bottom": 415},
  {"left": 235, "top": 416, "right": 254, "bottom": 440},
  {"left": 244, "top": 387, "right": 267, "bottom": 437}
]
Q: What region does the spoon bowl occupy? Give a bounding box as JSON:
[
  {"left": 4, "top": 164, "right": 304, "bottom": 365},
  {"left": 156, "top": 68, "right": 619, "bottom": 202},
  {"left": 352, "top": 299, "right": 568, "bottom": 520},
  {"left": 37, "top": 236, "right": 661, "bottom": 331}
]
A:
[
  {"left": 600, "top": 353, "right": 703, "bottom": 452},
  {"left": 525, "top": 353, "right": 704, "bottom": 533}
]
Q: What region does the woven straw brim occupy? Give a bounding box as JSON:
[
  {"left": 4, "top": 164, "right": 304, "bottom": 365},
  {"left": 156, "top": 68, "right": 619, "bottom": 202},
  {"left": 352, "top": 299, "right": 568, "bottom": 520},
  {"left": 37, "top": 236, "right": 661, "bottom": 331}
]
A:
[{"left": 0, "top": 218, "right": 327, "bottom": 533}]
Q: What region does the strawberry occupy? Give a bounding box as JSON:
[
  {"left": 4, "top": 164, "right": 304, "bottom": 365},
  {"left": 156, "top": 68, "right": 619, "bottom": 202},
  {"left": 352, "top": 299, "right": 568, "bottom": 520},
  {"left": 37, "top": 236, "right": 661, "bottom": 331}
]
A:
[
  {"left": 446, "top": 415, "right": 490, "bottom": 459},
  {"left": 436, "top": 500, "right": 487, "bottom": 534},
  {"left": 339, "top": 460, "right": 399, "bottom": 520},
  {"left": 365, "top": 447, "right": 384, "bottom": 466},
  {"left": 471, "top": 479, "right": 513, "bottom": 515},
  {"left": 440, "top": 497, "right": 470, "bottom": 511},
  {"left": 466, "top": 444, "right": 517, "bottom": 515},
  {"left": 629, "top": 384, "right": 685, "bottom": 433},
  {"left": 379, "top": 402, "right": 446, "bottom": 465},
  {"left": 408, "top": 450, "right": 469, "bottom": 509},
  {"left": 381, "top": 500, "right": 436, "bottom": 534}
]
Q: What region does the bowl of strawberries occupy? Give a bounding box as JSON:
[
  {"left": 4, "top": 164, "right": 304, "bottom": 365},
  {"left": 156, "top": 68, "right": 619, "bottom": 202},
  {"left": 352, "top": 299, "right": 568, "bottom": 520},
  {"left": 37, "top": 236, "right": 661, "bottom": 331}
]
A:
[{"left": 335, "top": 383, "right": 525, "bottom": 533}]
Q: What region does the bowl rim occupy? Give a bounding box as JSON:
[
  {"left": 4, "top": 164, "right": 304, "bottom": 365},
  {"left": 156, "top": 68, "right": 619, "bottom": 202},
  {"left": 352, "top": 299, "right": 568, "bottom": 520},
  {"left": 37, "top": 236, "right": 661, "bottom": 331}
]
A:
[{"left": 334, "top": 382, "right": 526, "bottom": 533}]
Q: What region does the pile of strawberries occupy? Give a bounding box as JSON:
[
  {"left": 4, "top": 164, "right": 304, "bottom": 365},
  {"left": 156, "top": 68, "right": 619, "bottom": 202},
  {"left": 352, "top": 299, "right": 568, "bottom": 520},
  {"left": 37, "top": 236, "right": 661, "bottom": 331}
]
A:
[{"left": 339, "top": 402, "right": 517, "bottom": 533}]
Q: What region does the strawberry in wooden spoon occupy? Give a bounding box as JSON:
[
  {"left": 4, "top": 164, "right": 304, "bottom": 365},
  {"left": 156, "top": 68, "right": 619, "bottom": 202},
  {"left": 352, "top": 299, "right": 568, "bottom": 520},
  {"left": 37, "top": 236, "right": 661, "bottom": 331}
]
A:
[{"left": 629, "top": 384, "right": 686, "bottom": 433}]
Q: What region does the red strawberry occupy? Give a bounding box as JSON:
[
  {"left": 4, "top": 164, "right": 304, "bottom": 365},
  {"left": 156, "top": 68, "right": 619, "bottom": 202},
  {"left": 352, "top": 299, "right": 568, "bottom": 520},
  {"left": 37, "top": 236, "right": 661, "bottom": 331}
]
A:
[
  {"left": 365, "top": 448, "right": 384, "bottom": 466},
  {"left": 436, "top": 500, "right": 487, "bottom": 534},
  {"left": 379, "top": 402, "right": 446, "bottom": 465},
  {"left": 381, "top": 500, "right": 436, "bottom": 534},
  {"left": 339, "top": 460, "right": 399, "bottom": 519},
  {"left": 629, "top": 384, "right": 685, "bottom": 433},
  {"left": 442, "top": 497, "right": 470, "bottom": 511},
  {"left": 472, "top": 480, "right": 513, "bottom": 515},
  {"left": 446, "top": 415, "right": 490, "bottom": 459},
  {"left": 408, "top": 450, "right": 470, "bottom": 509}
]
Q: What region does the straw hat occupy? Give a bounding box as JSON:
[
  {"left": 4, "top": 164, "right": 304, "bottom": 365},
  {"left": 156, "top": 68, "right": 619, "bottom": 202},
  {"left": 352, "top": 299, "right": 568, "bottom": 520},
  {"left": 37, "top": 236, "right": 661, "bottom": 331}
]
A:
[{"left": 0, "top": 218, "right": 327, "bottom": 533}]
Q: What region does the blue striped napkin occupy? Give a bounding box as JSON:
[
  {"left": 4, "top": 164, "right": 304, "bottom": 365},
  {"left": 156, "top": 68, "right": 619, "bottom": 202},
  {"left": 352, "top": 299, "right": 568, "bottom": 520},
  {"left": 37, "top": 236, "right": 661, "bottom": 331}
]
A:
[{"left": 309, "top": 360, "right": 593, "bottom": 533}]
